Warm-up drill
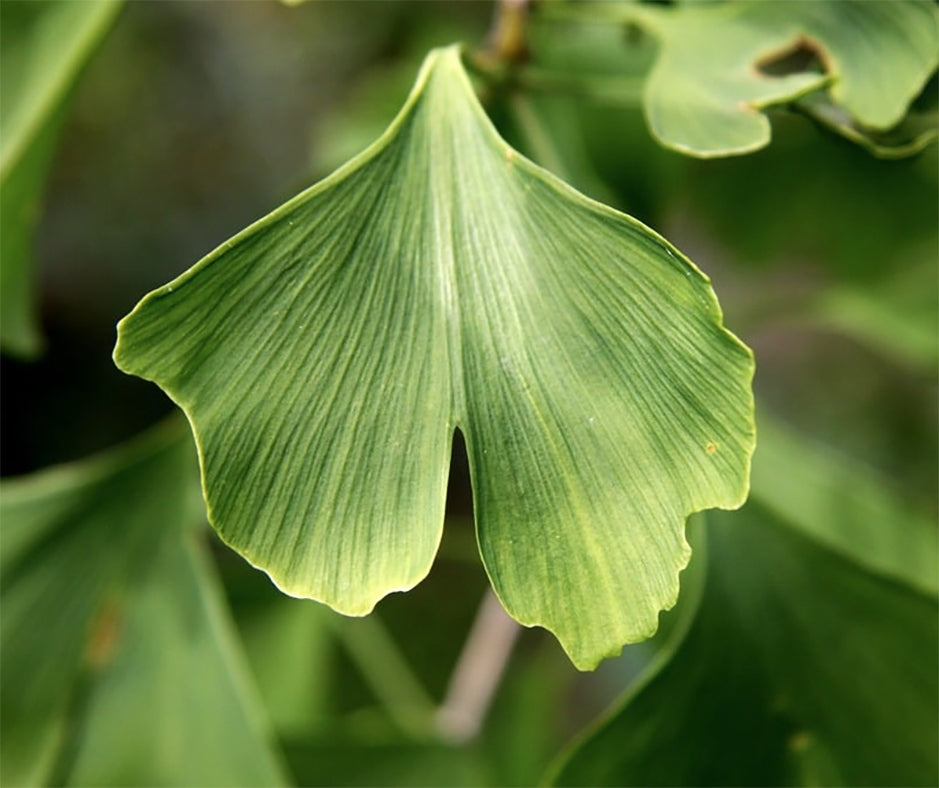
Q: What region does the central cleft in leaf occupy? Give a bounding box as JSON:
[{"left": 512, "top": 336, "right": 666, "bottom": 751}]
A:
[{"left": 114, "top": 45, "right": 755, "bottom": 670}]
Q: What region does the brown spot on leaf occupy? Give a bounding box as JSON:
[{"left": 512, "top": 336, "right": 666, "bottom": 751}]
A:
[
  {"left": 788, "top": 730, "right": 813, "bottom": 752},
  {"left": 84, "top": 600, "right": 123, "bottom": 670}
]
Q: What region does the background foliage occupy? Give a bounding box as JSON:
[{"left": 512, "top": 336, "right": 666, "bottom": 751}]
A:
[{"left": 2, "top": 1, "right": 937, "bottom": 786}]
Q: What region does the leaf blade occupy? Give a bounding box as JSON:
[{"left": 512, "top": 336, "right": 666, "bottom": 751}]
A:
[
  {"left": 0, "top": 0, "right": 121, "bottom": 356},
  {"left": 0, "top": 422, "right": 287, "bottom": 786},
  {"left": 550, "top": 505, "right": 939, "bottom": 786},
  {"left": 629, "top": 0, "right": 939, "bottom": 157},
  {"left": 115, "top": 45, "right": 755, "bottom": 669}
]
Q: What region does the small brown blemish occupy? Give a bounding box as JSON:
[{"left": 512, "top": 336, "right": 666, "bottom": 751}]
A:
[
  {"left": 505, "top": 148, "right": 517, "bottom": 163},
  {"left": 705, "top": 442, "right": 717, "bottom": 455},
  {"left": 788, "top": 730, "right": 813, "bottom": 753},
  {"left": 84, "top": 601, "right": 123, "bottom": 670}
]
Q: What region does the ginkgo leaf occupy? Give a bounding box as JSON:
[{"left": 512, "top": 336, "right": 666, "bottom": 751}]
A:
[
  {"left": 623, "top": 0, "right": 939, "bottom": 157},
  {"left": 796, "top": 89, "right": 939, "bottom": 159},
  {"left": 0, "top": 421, "right": 287, "bottom": 787},
  {"left": 549, "top": 407, "right": 939, "bottom": 785},
  {"left": 66, "top": 518, "right": 288, "bottom": 787},
  {"left": 0, "top": 0, "right": 122, "bottom": 356},
  {"left": 114, "top": 45, "right": 755, "bottom": 670},
  {"left": 0, "top": 424, "right": 193, "bottom": 786},
  {"left": 807, "top": 251, "right": 939, "bottom": 370},
  {"left": 549, "top": 506, "right": 939, "bottom": 787},
  {"left": 752, "top": 412, "right": 938, "bottom": 596}
]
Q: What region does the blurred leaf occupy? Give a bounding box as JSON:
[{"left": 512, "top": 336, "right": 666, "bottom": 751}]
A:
[
  {"left": 482, "top": 647, "right": 572, "bottom": 787},
  {"left": 282, "top": 736, "right": 489, "bottom": 787},
  {"left": 752, "top": 411, "right": 939, "bottom": 595},
  {"left": 528, "top": 7, "right": 658, "bottom": 80},
  {"left": 671, "top": 116, "right": 937, "bottom": 282},
  {"left": 628, "top": 2, "right": 825, "bottom": 157},
  {"left": 114, "top": 45, "right": 755, "bottom": 670},
  {"left": 549, "top": 503, "right": 939, "bottom": 786},
  {"left": 796, "top": 89, "right": 938, "bottom": 159},
  {"left": 0, "top": 422, "right": 191, "bottom": 785},
  {"left": 623, "top": 0, "right": 938, "bottom": 157},
  {"left": 806, "top": 251, "right": 939, "bottom": 369},
  {"left": 0, "top": 421, "right": 286, "bottom": 787},
  {"left": 0, "top": 0, "right": 121, "bottom": 357},
  {"left": 0, "top": 106, "right": 61, "bottom": 359},
  {"left": 67, "top": 525, "right": 288, "bottom": 787},
  {"left": 240, "top": 596, "right": 335, "bottom": 738}
]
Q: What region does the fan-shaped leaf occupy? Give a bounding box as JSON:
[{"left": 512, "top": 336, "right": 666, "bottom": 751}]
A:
[
  {"left": 625, "top": 0, "right": 938, "bottom": 157},
  {"left": 549, "top": 506, "right": 939, "bottom": 786},
  {"left": 0, "top": 0, "right": 121, "bottom": 356},
  {"left": 114, "top": 45, "right": 754, "bottom": 669},
  {"left": 752, "top": 413, "right": 938, "bottom": 595},
  {"left": 0, "top": 422, "right": 286, "bottom": 787}
]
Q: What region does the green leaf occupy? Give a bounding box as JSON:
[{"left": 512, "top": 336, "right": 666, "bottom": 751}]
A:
[
  {"left": 67, "top": 526, "right": 288, "bottom": 787},
  {"left": 795, "top": 88, "right": 938, "bottom": 159},
  {"left": 0, "top": 104, "right": 62, "bottom": 358},
  {"left": 625, "top": 0, "right": 939, "bottom": 157},
  {"left": 0, "top": 423, "right": 190, "bottom": 786},
  {"left": 805, "top": 250, "right": 939, "bottom": 370},
  {"left": 114, "top": 45, "right": 755, "bottom": 670},
  {"left": 0, "top": 0, "right": 122, "bottom": 357},
  {"left": 549, "top": 506, "right": 939, "bottom": 786},
  {"left": 752, "top": 411, "right": 938, "bottom": 596},
  {"left": 282, "top": 738, "right": 489, "bottom": 788},
  {"left": 239, "top": 597, "right": 334, "bottom": 738},
  {"left": 0, "top": 422, "right": 286, "bottom": 786}
]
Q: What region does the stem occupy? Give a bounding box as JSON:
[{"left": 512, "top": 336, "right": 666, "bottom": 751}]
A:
[
  {"left": 334, "top": 614, "right": 436, "bottom": 740},
  {"left": 487, "top": 0, "right": 531, "bottom": 65},
  {"left": 436, "top": 590, "right": 521, "bottom": 743}
]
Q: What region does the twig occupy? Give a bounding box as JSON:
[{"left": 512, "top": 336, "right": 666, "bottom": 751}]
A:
[
  {"left": 436, "top": 589, "right": 521, "bottom": 743},
  {"left": 487, "top": 0, "right": 531, "bottom": 65}
]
